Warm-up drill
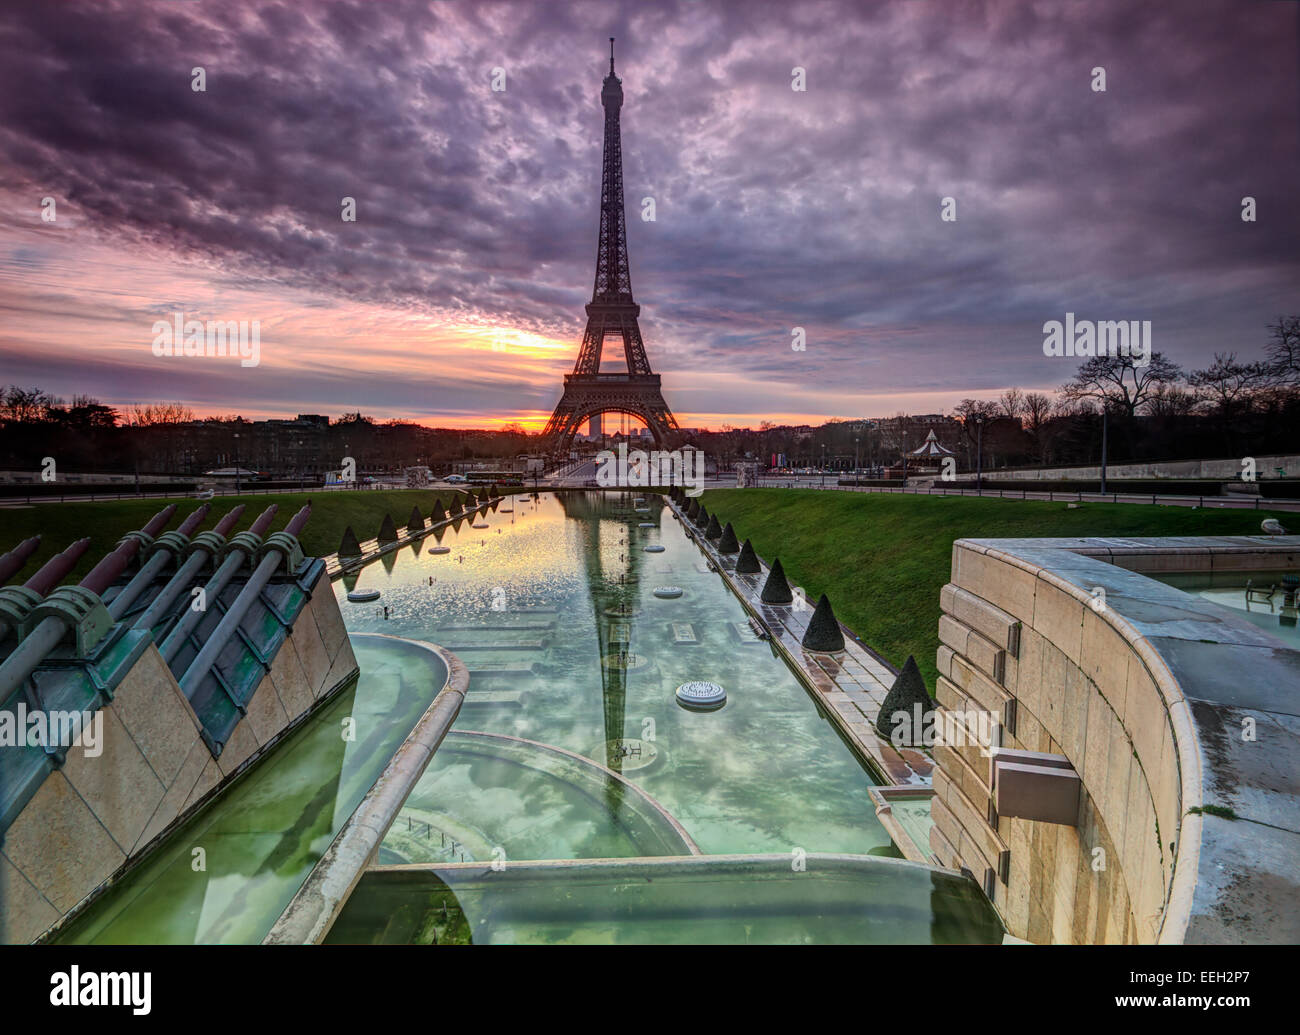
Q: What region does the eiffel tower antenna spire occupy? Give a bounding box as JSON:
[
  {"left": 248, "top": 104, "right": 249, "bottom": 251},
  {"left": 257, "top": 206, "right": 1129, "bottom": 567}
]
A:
[{"left": 542, "top": 41, "right": 681, "bottom": 454}]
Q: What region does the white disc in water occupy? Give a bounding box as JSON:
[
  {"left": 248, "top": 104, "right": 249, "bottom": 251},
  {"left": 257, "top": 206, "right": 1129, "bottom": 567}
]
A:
[
  {"left": 347, "top": 589, "right": 381, "bottom": 603},
  {"left": 472, "top": 522, "right": 489, "bottom": 529},
  {"left": 676, "top": 681, "right": 726, "bottom": 708},
  {"left": 644, "top": 545, "right": 665, "bottom": 553},
  {"left": 429, "top": 546, "right": 451, "bottom": 554},
  {"left": 638, "top": 522, "right": 655, "bottom": 528},
  {"left": 653, "top": 586, "right": 683, "bottom": 598}
]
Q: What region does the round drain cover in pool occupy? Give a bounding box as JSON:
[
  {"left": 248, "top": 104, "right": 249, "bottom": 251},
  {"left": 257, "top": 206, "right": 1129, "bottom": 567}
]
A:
[
  {"left": 429, "top": 546, "right": 451, "bottom": 554},
  {"left": 347, "top": 589, "right": 380, "bottom": 602},
  {"left": 653, "top": 586, "right": 683, "bottom": 599},
  {"left": 676, "top": 681, "right": 726, "bottom": 708},
  {"left": 472, "top": 522, "right": 489, "bottom": 529},
  {"left": 644, "top": 545, "right": 665, "bottom": 553}
]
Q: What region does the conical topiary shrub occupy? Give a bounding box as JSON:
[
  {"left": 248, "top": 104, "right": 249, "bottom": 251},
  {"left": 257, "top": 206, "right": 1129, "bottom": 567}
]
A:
[
  {"left": 876, "top": 656, "right": 933, "bottom": 746},
  {"left": 686, "top": 498, "right": 700, "bottom": 520},
  {"left": 718, "top": 522, "right": 740, "bottom": 554},
  {"left": 430, "top": 498, "right": 448, "bottom": 523},
  {"left": 705, "top": 513, "right": 722, "bottom": 540},
  {"left": 377, "top": 513, "right": 398, "bottom": 544},
  {"left": 408, "top": 504, "right": 424, "bottom": 531},
  {"left": 801, "top": 594, "right": 846, "bottom": 652},
  {"left": 761, "top": 557, "right": 794, "bottom": 603},
  {"left": 694, "top": 505, "right": 710, "bottom": 528},
  {"left": 735, "top": 538, "right": 760, "bottom": 573},
  {"left": 338, "top": 525, "right": 361, "bottom": 558}
]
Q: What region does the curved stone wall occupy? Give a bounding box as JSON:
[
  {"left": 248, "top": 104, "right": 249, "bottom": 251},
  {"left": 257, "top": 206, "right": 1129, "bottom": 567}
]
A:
[{"left": 931, "top": 535, "right": 1300, "bottom": 944}]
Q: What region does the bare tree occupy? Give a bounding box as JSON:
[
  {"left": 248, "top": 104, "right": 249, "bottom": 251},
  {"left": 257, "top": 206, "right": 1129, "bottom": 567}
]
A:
[
  {"left": 1264, "top": 315, "right": 1300, "bottom": 384},
  {"left": 1188, "top": 352, "right": 1271, "bottom": 417},
  {"left": 1022, "top": 391, "right": 1054, "bottom": 461},
  {"left": 1145, "top": 382, "right": 1200, "bottom": 418},
  {"left": 126, "top": 402, "right": 195, "bottom": 426},
  {"left": 952, "top": 398, "right": 1000, "bottom": 467},
  {"left": 1059, "top": 353, "right": 1182, "bottom": 419},
  {"left": 998, "top": 387, "right": 1026, "bottom": 424},
  {"left": 0, "top": 385, "right": 56, "bottom": 423}
]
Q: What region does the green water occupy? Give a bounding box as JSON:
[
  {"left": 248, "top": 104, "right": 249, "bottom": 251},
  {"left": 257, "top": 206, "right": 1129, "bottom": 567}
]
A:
[
  {"left": 325, "top": 857, "right": 1005, "bottom": 945},
  {"left": 889, "top": 796, "right": 935, "bottom": 857},
  {"left": 1155, "top": 570, "right": 1300, "bottom": 646},
  {"left": 340, "top": 492, "right": 893, "bottom": 859},
  {"left": 380, "top": 730, "right": 696, "bottom": 864},
  {"left": 52, "top": 638, "right": 445, "bottom": 945}
]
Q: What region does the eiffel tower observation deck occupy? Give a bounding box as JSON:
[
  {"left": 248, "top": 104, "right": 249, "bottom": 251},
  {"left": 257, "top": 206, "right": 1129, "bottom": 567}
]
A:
[{"left": 543, "top": 39, "right": 681, "bottom": 453}]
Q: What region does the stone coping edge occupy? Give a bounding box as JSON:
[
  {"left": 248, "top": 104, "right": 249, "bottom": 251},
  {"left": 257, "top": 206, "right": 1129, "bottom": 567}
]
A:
[
  {"left": 369, "top": 850, "right": 958, "bottom": 881},
  {"left": 262, "top": 633, "right": 469, "bottom": 944}
]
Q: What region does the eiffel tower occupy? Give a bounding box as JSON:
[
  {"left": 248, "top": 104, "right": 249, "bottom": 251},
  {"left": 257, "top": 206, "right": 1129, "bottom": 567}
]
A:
[{"left": 543, "top": 39, "right": 680, "bottom": 453}]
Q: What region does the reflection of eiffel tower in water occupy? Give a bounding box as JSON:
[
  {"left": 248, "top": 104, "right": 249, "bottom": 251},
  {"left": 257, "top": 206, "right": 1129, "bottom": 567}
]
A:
[
  {"left": 542, "top": 39, "right": 680, "bottom": 453},
  {"left": 559, "top": 491, "right": 647, "bottom": 778}
]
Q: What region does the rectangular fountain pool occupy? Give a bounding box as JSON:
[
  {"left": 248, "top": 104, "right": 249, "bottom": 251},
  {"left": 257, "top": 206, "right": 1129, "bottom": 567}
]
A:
[{"left": 337, "top": 491, "right": 896, "bottom": 863}]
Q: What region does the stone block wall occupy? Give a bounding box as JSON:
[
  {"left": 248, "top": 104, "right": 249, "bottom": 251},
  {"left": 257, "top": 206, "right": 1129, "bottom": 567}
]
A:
[{"left": 930, "top": 542, "right": 1177, "bottom": 944}]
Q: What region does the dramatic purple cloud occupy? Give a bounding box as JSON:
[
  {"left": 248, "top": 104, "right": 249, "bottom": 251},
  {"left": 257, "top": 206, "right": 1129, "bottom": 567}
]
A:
[{"left": 0, "top": 0, "right": 1296, "bottom": 426}]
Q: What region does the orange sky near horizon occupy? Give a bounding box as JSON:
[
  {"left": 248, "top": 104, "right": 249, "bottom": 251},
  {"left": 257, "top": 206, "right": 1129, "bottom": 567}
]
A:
[{"left": 1, "top": 214, "right": 1018, "bottom": 433}]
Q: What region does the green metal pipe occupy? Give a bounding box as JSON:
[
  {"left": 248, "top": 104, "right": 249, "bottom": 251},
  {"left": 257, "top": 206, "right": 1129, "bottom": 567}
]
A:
[
  {"left": 0, "top": 535, "right": 41, "bottom": 585},
  {"left": 108, "top": 504, "right": 211, "bottom": 620},
  {"left": 0, "top": 506, "right": 175, "bottom": 699},
  {"left": 157, "top": 504, "right": 280, "bottom": 665},
  {"left": 179, "top": 504, "right": 311, "bottom": 694},
  {"left": 131, "top": 506, "right": 245, "bottom": 633}
]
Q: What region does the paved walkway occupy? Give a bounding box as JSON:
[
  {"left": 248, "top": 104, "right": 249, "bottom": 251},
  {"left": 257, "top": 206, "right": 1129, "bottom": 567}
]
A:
[{"left": 667, "top": 500, "right": 933, "bottom": 788}]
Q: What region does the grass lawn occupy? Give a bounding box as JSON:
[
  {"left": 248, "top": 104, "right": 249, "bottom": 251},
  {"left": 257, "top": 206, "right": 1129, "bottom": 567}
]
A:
[
  {"left": 0, "top": 488, "right": 473, "bottom": 585},
  {"left": 700, "top": 489, "right": 1291, "bottom": 690}
]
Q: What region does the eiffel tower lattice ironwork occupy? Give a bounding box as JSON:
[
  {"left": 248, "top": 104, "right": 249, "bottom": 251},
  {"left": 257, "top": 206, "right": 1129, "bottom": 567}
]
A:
[{"left": 542, "top": 39, "right": 680, "bottom": 453}]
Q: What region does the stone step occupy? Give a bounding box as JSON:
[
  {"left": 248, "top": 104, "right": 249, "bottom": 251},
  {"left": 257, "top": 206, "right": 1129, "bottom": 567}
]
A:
[
  {"left": 446, "top": 640, "right": 547, "bottom": 651},
  {"left": 463, "top": 689, "right": 526, "bottom": 707},
  {"left": 466, "top": 661, "right": 537, "bottom": 676},
  {"left": 439, "top": 621, "right": 555, "bottom": 632}
]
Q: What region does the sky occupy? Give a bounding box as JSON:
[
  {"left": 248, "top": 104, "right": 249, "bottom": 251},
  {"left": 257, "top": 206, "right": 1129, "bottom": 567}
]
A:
[{"left": 0, "top": 0, "right": 1297, "bottom": 431}]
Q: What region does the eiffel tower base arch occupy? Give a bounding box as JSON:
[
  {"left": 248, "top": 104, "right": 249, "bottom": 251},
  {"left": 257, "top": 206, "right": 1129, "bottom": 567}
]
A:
[{"left": 543, "top": 374, "right": 681, "bottom": 454}]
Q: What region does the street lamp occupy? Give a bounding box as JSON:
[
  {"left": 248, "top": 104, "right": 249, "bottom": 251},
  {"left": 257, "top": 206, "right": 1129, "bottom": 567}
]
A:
[
  {"left": 975, "top": 417, "right": 985, "bottom": 495},
  {"left": 854, "top": 435, "right": 860, "bottom": 481},
  {"left": 233, "top": 433, "right": 241, "bottom": 495},
  {"left": 820, "top": 444, "right": 827, "bottom": 489}
]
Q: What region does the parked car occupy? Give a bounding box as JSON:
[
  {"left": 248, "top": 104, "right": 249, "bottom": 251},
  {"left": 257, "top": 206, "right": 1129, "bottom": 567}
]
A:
[{"left": 445, "top": 474, "right": 467, "bottom": 484}]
